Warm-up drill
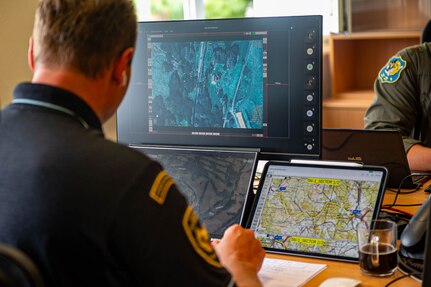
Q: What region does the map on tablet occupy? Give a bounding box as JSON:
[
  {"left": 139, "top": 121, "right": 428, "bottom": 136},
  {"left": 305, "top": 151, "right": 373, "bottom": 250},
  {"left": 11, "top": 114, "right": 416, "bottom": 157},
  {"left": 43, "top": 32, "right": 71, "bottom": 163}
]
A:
[{"left": 247, "top": 161, "right": 387, "bottom": 262}]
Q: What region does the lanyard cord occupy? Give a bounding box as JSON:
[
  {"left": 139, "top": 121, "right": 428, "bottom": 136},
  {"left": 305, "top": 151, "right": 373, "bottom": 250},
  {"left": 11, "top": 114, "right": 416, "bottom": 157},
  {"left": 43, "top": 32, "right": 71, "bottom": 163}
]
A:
[{"left": 12, "top": 98, "right": 90, "bottom": 129}]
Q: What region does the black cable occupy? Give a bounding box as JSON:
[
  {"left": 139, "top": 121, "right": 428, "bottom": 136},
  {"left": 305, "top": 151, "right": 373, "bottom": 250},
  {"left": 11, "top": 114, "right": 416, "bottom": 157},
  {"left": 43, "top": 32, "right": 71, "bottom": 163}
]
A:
[
  {"left": 385, "top": 173, "right": 431, "bottom": 208},
  {"left": 386, "top": 187, "right": 419, "bottom": 194},
  {"left": 382, "top": 173, "right": 431, "bottom": 286},
  {"left": 398, "top": 251, "right": 424, "bottom": 281},
  {"left": 379, "top": 208, "right": 413, "bottom": 219},
  {"left": 389, "top": 203, "right": 423, "bottom": 207},
  {"left": 384, "top": 273, "right": 420, "bottom": 287}
]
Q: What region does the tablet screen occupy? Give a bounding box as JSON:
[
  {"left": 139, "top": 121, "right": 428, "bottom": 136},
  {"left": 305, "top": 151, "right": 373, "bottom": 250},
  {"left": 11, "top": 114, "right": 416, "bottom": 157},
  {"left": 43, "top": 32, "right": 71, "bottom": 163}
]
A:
[
  {"left": 131, "top": 145, "right": 258, "bottom": 239},
  {"left": 247, "top": 161, "right": 387, "bottom": 261}
]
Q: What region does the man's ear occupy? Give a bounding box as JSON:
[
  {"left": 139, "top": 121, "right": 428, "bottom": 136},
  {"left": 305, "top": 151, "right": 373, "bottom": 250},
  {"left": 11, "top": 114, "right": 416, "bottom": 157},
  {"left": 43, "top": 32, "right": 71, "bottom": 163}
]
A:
[
  {"left": 113, "top": 47, "right": 134, "bottom": 87},
  {"left": 28, "top": 37, "right": 35, "bottom": 72}
]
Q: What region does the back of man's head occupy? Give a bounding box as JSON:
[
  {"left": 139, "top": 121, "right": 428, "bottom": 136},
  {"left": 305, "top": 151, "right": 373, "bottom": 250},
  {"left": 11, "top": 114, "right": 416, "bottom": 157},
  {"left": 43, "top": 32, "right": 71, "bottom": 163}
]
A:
[{"left": 33, "top": 0, "right": 137, "bottom": 78}]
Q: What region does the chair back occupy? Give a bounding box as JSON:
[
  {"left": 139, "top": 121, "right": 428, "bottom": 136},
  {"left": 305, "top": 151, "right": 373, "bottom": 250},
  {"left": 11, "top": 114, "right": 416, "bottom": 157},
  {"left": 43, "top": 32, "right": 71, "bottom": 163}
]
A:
[
  {"left": 422, "top": 20, "right": 431, "bottom": 43},
  {"left": 0, "top": 243, "right": 44, "bottom": 287}
]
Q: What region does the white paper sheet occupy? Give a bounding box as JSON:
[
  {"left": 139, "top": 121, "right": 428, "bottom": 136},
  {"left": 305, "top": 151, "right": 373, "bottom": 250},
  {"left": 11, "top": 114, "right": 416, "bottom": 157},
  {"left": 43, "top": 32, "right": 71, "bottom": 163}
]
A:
[{"left": 258, "top": 258, "right": 327, "bottom": 287}]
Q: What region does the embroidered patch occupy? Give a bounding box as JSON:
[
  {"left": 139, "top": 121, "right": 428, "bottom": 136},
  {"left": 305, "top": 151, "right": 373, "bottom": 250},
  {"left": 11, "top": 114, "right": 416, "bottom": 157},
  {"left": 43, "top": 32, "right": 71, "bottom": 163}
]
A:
[
  {"left": 149, "top": 170, "right": 174, "bottom": 205},
  {"left": 182, "top": 206, "right": 222, "bottom": 268},
  {"left": 379, "top": 55, "right": 407, "bottom": 84}
]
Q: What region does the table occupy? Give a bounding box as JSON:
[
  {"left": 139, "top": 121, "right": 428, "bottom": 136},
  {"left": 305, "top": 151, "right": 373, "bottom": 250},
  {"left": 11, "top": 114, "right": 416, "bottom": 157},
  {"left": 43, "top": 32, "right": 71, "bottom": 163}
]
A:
[{"left": 264, "top": 188, "right": 430, "bottom": 287}]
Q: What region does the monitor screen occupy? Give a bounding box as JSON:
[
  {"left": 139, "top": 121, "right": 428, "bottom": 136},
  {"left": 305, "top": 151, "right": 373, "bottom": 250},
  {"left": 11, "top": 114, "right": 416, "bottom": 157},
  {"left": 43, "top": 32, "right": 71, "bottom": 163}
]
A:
[
  {"left": 130, "top": 145, "right": 258, "bottom": 239},
  {"left": 117, "top": 16, "right": 322, "bottom": 160}
]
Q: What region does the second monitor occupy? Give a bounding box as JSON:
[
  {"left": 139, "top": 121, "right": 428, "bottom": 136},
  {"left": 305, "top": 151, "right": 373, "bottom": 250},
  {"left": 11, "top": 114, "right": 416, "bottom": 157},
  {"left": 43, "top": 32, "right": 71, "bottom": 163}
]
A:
[{"left": 117, "top": 15, "right": 323, "bottom": 160}]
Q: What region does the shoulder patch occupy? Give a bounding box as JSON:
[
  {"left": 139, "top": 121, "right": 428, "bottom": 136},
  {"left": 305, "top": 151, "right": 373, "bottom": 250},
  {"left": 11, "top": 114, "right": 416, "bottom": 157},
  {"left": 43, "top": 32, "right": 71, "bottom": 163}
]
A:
[
  {"left": 149, "top": 170, "right": 174, "bottom": 205},
  {"left": 182, "top": 206, "right": 222, "bottom": 268},
  {"left": 379, "top": 55, "right": 407, "bottom": 84}
]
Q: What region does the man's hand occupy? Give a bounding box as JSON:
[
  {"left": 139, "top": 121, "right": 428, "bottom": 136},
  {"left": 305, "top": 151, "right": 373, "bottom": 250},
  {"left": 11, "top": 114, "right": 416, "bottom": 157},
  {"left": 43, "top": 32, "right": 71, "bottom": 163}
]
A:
[{"left": 212, "top": 224, "right": 265, "bottom": 287}]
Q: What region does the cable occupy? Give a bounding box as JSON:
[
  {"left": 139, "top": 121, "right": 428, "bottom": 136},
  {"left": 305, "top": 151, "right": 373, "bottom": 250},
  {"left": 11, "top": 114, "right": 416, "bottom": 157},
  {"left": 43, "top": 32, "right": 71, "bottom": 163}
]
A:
[
  {"left": 384, "top": 173, "right": 431, "bottom": 208},
  {"left": 398, "top": 252, "right": 424, "bottom": 281},
  {"left": 386, "top": 188, "right": 417, "bottom": 193},
  {"left": 400, "top": 172, "right": 431, "bottom": 191},
  {"left": 398, "top": 188, "right": 421, "bottom": 195},
  {"left": 411, "top": 172, "right": 431, "bottom": 186},
  {"left": 387, "top": 203, "right": 423, "bottom": 207},
  {"left": 382, "top": 174, "right": 431, "bottom": 286},
  {"left": 384, "top": 273, "right": 421, "bottom": 287},
  {"left": 380, "top": 206, "right": 414, "bottom": 218}
]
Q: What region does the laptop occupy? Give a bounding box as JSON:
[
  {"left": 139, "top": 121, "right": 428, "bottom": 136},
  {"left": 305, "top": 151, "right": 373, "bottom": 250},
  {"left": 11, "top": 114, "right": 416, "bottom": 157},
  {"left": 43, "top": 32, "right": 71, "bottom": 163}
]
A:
[
  {"left": 322, "top": 128, "right": 424, "bottom": 189},
  {"left": 130, "top": 145, "right": 258, "bottom": 239},
  {"left": 246, "top": 161, "right": 387, "bottom": 262}
]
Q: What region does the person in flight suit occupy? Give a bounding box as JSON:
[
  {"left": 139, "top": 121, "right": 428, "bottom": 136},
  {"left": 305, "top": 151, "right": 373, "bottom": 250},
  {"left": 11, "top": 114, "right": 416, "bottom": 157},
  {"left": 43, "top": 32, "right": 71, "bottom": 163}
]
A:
[
  {"left": 364, "top": 42, "right": 431, "bottom": 172},
  {"left": 0, "top": 0, "right": 265, "bottom": 286}
]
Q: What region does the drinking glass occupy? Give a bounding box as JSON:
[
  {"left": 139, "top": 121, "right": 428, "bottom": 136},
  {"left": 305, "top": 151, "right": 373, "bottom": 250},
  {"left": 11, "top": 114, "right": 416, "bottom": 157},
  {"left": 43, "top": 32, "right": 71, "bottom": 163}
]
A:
[{"left": 357, "top": 219, "right": 398, "bottom": 277}]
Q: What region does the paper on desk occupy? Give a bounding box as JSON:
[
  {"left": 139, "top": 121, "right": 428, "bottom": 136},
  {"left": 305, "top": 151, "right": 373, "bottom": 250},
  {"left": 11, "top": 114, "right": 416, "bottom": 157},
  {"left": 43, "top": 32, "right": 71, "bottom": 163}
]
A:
[{"left": 258, "top": 258, "right": 327, "bottom": 287}]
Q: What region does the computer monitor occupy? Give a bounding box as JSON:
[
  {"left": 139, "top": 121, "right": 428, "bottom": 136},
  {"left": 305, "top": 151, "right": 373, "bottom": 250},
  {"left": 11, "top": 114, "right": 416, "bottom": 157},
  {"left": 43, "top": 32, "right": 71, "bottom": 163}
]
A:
[{"left": 117, "top": 16, "right": 322, "bottom": 160}]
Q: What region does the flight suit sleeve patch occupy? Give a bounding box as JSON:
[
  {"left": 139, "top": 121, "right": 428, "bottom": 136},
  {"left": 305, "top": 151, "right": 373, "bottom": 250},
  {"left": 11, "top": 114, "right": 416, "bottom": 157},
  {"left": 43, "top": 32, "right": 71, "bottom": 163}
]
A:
[
  {"left": 182, "top": 206, "right": 222, "bottom": 268},
  {"left": 149, "top": 170, "right": 174, "bottom": 205},
  {"left": 378, "top": 55, "right": 407, "bottom": 84}
]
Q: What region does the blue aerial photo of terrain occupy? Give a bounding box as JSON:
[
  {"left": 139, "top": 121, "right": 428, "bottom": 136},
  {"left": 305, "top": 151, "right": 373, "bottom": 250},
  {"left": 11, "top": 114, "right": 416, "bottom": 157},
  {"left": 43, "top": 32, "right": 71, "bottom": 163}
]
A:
[{"left": 151, "top": 39, "right": 264, "bottom": 129}]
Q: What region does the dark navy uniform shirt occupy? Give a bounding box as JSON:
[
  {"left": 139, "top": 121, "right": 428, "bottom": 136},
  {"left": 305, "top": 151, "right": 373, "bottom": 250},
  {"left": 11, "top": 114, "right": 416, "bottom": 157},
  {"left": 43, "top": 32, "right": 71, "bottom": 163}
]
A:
[{"left": 0, "top": 83, "right": 233, "bottom": 287}]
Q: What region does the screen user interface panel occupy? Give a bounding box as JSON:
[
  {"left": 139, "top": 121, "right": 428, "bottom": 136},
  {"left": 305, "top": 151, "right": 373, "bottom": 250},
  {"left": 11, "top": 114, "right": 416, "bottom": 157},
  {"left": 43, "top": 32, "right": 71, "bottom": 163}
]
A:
[{"left": 118, "top": 16, "right": 322, "bottom": 158}]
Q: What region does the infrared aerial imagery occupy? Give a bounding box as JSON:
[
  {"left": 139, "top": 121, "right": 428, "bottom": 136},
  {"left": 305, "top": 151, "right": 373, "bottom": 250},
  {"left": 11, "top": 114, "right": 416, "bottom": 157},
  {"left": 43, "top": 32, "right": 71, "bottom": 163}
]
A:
[{"left": 151, "top": 39, "right": 264, "bottom": 130}]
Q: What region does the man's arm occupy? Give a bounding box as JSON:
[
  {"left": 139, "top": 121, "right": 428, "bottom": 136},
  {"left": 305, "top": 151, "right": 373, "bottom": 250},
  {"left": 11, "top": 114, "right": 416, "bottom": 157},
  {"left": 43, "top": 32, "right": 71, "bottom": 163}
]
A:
[
  {"left": 407, "top": 144, "right": 431, "bottom": 172},
  {"left": 110, "top": 162, "right": 236, "bottom": 286},
  {"left": 212, "top": 225, "right": 265, "bottom": 287},
  {"left": 363, "top": 47, "right": 431, "bottom": 171},
  {"left": 364, "top": 51, "right": 418, "bottom": 136}
]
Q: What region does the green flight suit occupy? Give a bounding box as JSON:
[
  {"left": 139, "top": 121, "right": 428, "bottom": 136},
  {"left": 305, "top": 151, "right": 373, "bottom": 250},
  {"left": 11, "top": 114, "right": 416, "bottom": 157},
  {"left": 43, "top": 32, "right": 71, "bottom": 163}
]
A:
[{"left": 364, "top": 42, "right": 431, "bottom": 152}]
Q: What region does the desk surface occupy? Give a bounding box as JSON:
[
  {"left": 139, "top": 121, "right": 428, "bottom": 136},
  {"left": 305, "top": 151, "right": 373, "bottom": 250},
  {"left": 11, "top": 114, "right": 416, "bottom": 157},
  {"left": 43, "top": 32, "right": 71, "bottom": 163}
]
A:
[{"left": 265, "top": 188, "right": 429, "bottom": 287}]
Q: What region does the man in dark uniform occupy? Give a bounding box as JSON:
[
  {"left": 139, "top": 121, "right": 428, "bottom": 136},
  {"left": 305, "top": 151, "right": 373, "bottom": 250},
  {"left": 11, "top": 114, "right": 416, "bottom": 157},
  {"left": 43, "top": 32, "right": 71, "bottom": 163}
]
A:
[
  {"left": 0, "top": 1, "right": 265, "bottom": 286},
  {"left": 364, "top": 42, "right": 431, "bottom": 172}
]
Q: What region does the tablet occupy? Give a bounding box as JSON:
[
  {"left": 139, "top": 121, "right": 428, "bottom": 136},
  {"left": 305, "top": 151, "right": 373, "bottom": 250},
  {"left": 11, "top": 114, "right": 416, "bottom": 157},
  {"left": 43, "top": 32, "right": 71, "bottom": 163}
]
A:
[
  {"left": 130, "top": 145, "right": 258, "bottom": 239},
  {"left": 246, "top": 161, "right": 387, "bottom": 262}
]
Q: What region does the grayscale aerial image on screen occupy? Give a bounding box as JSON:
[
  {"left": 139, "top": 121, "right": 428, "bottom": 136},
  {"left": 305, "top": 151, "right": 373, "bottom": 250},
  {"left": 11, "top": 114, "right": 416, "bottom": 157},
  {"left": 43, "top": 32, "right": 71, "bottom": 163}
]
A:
[
  {"left": 139, "top": 148, "right": 256, "bottom": 238},
  {"left": 150, "top": 39, "right": 264, "bottom": 130}
]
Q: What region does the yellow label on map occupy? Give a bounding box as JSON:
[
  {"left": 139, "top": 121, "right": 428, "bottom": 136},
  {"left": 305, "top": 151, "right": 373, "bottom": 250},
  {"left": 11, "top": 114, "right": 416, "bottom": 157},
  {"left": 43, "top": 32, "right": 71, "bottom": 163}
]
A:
[
  {"left": 290, "top": 236, "right": 325, "bottom": 246},
  {"left": 308, "top": 178, "right": 340, "bottom": 185}
]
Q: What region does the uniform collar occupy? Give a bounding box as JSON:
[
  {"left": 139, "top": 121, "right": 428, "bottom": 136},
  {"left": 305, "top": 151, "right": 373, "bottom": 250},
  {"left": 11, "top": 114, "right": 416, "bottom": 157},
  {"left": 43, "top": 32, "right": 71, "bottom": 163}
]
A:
[{"left": 13, "top": 82, "right": 102, "bottom": 131}]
